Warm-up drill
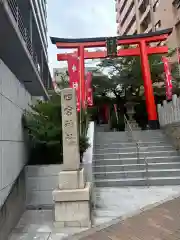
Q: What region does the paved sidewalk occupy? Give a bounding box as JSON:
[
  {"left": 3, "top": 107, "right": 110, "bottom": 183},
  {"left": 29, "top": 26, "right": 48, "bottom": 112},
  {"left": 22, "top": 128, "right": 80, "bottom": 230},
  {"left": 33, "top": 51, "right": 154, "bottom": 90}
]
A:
[
  {"left": 75, "top": 197, "right": 180, "bottom": 240},
  {"left": 9, "top": 187, "right": 180, "bottom": 239}
]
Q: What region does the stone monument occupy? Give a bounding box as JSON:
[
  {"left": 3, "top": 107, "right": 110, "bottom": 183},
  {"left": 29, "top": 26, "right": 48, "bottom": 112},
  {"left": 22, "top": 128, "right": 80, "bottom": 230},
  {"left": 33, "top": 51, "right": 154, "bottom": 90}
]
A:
[{"left": 53, "top": 88, "right": 91, "bottom": 228}]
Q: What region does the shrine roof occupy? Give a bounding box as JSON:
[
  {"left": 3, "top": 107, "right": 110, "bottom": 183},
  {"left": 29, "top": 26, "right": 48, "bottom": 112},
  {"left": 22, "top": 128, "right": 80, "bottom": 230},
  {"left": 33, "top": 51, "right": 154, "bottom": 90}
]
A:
[{"left": 50, "top": 28, "right": 172, "bottom": 44}]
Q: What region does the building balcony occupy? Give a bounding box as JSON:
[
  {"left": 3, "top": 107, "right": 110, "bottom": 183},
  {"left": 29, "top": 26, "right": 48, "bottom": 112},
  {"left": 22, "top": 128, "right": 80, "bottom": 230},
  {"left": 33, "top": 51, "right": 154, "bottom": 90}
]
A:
[
  {"left": 31, "top": 0, "right": 48, "bottom": 57},
  {"left": 138, "top": 0, "right": 144, "bottom": 8},
  {"left": 127, "top": 20, "right": 137, "bottom": 35},
  {"left": 120, "top": 6, "right": 136, "bottom": 35},
  {"left": 119, "top": 0, "right": 134, "bottom": 24},
  {"left": 117, "top": 24, "right": 120, "bottom": 35},
  {"left": 16, "top": 0, "right": 48, "bottom": 61},
  {"left": 173, "top": 7, "right": 180, "bottom": 26},
  {"left": 119, "top": 0, "right": 125, "bottom": 11},
  {"left": 140, "top": 4, "right": 151, "bottom": 24},
  {"left": 0, "top": 0, "right": 51, "bottom": 97},
  {"left": 116, "top": 13, "right": 120, "bottom": 23},
  {"left": 115, "top": 1, "right": 119, "bottom": 12},
  {"left": 144, "top": 23, "right": 153, "bottom": 33}
]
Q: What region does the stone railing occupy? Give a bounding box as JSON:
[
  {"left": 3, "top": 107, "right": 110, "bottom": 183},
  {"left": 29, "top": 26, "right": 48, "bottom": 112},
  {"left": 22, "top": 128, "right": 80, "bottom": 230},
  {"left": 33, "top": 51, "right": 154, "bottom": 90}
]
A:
[
  {"left": 82, "top": 121, "right": 96, "bottom": 207},
  {"left": 157, "top": 94, "right": 180, "bottom": 150},
  {"left": 157, "top": 95, "right": 180, "bottom": 127},
  {"left": 82, "top": 121, "right": 95, "bottom": 183}
]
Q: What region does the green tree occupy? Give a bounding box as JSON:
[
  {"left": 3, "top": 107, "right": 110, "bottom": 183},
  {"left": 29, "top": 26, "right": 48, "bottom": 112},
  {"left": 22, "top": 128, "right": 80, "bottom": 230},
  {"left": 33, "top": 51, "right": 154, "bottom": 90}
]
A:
[
  {"left": 96, "top": 53, "right": 166, "bottom": 100},
  {"left": 57, "top": 71, "right": 69, "bottom": 89},
  {"left": 92, "top": 49, "right": 180, "bottom": 129},
  {"left": 93, "top": 47, "right": 180, "bottom": 101}
]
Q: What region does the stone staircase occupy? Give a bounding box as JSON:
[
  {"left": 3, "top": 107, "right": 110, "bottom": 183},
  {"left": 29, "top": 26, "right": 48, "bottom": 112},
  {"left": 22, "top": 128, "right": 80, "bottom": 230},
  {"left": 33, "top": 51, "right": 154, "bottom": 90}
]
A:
[{"left": 93, "top": 130, "right": 180, "bottom": 187}]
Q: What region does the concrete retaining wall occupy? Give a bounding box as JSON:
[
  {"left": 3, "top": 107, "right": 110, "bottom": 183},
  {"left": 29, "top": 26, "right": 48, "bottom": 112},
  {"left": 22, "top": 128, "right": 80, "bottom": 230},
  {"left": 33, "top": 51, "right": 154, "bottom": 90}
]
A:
[
  {"left": 83, "top": 121, "right": 95, "bottom": 184},
  {"left": 25, "top": 121, "right": 95, "bottom": 208},
  {"left": 163, "top": 122, "right": 180, "bottom": 150},
  {"left": 0, "top": 170, "right": 26, "bottom": 240},
  {"left": 26, "top": 164, "right": 63, "bottom": 208}
]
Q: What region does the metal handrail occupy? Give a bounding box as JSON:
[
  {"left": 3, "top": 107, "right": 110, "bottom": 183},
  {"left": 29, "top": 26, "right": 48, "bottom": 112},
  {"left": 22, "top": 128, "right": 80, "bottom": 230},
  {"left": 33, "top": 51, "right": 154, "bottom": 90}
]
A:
[
  {"left": 124, "top": 114, "right": 149, "bottom": 184},
  {"left": 144, "top": 157, "right": 149, "bottom": 186},
  {"left": 139, "top": 141, "right": 149, "bottom": 185},
  {"left": 124, "top": 114, "right": 140, "bottom": 161},
  {"left": 6, "top": 0, "right": 40, "bottom": 74}
]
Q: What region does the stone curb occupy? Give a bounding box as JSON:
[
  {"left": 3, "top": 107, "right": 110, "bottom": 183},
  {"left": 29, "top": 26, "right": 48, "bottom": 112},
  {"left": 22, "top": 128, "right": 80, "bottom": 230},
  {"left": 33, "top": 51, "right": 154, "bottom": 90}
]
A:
[{"left": 66, "top": 192, "right": 180, "bottom": 240}]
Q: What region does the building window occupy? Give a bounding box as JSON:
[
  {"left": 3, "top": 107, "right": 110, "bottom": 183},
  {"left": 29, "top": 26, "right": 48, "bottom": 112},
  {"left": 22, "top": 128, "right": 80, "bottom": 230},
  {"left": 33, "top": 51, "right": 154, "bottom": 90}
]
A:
[
  {"left": 153, "top": 0, "right": 160, "bottom": 12},
  {"left": 155, "top": 20, "right": 161, "bottom": 30},
  {"left": 173, "top": 0, "right": 180, "bottom": 9}
]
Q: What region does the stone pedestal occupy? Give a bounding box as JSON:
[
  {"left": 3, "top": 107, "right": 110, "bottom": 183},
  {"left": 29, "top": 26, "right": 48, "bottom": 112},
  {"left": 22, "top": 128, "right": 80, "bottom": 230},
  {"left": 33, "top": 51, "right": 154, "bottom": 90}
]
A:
[
  {"left": 53, "top": 170, "right": 91, "bottom": 227},
  {"left": 53, "top": 88, "right": 92, "bottom": 228},
  {"left": 126, "top": 120, "right": 140, "bottom": 130},
  {"left": 125, "top": 102, "right": 140, "bottom": 130}
]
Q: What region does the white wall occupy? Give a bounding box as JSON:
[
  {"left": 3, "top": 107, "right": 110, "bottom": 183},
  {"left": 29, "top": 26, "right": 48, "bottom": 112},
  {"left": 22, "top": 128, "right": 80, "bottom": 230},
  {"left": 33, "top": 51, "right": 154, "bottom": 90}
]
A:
[{"left": 0, "top": 58, "right": 32, "bottom": 207}]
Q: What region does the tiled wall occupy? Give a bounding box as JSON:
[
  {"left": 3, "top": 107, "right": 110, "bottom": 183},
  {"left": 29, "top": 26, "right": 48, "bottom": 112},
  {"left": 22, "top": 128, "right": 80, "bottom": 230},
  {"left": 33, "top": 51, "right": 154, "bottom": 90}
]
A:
[{"left": 0, "top": 58, "right": 31, "bottom": 208}]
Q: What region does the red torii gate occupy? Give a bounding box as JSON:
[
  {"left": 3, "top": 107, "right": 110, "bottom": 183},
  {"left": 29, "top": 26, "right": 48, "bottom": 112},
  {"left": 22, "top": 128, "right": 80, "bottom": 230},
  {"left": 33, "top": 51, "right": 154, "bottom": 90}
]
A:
[{"left": 51, "top": 28, "right": 172, "bottom": 129}]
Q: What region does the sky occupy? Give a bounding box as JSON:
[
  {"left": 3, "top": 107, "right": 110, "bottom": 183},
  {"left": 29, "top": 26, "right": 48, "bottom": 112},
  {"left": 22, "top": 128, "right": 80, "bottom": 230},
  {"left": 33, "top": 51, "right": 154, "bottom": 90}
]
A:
[{"left": 47, "top": 0, "right": 117, "bottom": 75}]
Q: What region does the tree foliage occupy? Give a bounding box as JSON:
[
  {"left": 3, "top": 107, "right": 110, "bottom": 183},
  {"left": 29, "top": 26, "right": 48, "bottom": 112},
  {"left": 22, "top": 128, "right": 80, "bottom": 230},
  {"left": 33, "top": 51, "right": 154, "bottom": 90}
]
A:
[
  {"left": 92, "top": 49, "right": 180, "bottom": 102},
  {"left": 57, "top": 71, "right": 69, "bottom": 89}
]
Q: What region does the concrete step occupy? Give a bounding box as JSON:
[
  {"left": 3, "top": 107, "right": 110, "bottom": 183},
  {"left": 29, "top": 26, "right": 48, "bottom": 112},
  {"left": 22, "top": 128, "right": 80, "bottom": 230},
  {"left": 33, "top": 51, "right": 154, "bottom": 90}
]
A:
[
  {"left": 96, "top": 131, "right": 164, "bottom": 137},
  {"left": 94, "top": 150, "right": 178, "bottom": 160},
  {"left": 93, "top": 162, "right": 180, "bottom": 172},
  {"left": 95, "top": 176, "right": 180, "bottom": 187},
  {"left": 95, "top": 137, "right": 166, "bottom": 143},
  {"left": 96, "top": 131, "right": 165, "bottom": 136},
  {"left": 95, "top": 142, "right": 171, "bottom": 148},
  {"left": 93, "top": 156, "right": 180, "bottom": 165},
  {"left": 94, "top": 169, "right": 180, "bottom": 180},
  {"left": 94, "top": 146, "right": 174, "bottom": 154}
]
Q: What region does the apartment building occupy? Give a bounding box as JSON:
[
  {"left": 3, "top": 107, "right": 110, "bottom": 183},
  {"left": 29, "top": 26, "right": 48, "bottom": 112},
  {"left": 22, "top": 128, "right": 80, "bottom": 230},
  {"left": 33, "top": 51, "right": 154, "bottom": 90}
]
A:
[
  {"left": 0, "top": 0, "right": 52, "bottom": 238},
  {"left": 116, "top": 0, "right": 180, "bottom": 49}
]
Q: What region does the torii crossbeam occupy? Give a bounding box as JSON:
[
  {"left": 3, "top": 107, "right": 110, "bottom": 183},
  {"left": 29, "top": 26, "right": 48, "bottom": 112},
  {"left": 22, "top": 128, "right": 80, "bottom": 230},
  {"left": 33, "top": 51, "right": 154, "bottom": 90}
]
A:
[{"left": 51, "top": 28, "right": 173, "bottom": 129}]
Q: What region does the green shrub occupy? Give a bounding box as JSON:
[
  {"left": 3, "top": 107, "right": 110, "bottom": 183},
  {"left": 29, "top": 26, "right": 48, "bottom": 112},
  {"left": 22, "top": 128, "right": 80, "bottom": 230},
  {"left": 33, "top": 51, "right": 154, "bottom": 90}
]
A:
[
  {"left": 23, "top": 93, "right": 90, "bottom": 165},
  {"left": 79, "top": 135, "right": 90, "bottom": 162}
]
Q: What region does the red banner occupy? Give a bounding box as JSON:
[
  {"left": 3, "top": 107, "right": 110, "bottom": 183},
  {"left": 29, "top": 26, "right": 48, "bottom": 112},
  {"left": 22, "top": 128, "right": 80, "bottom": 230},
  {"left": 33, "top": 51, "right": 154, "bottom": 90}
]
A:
[
  {"left": 68, "top": 56, "right": 80, "bottom": 111},
  {"left": 86, "top": 72, "right": 93, "bottom": 107},
  {"left": 162, "top": 56, "right": 173, "bottom": 100}
]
